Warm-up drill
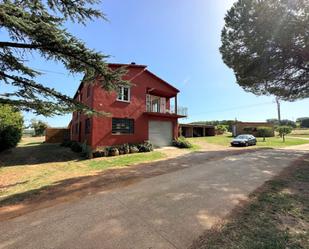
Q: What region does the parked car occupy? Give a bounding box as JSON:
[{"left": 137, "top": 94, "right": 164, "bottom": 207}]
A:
[{"left": 231, "top": 134, "right": 256, "bottom": 147}]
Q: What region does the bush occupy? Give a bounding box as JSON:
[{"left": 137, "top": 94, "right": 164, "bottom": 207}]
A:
[
  {"left": 108, "top": 147, "right": 119, "bottom": 156},
  {"left": 0, "top": 104, "right": 23, "bottom": 151},
  {"left": 172, "top": 136, "right": 192, "bottom": 148},
  {"left": 129, "top": 145, "right": 139, "bottom": 153},
  {"left": 70, "top": 141, "right": 82, "bottom": 153},
  {"left": 60, "top": 140, "right": 73, "bottom": 147},
  {"left": 243, "top": 126, "right": 256, "bottom": 133},
  {"left": 216, "top": 125, "right": 227, "bottom": 135},
  {"left": 256, "top": 127, "right": 273, "bottom": 138},
  {"left": 118, "top": 143, "right": 130, "bottom": 155},
  {"left": 137, "top": 141, "right": 153, "bottom": 152}
]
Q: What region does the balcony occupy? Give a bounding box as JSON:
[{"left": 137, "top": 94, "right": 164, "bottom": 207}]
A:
[{"left": 145, "top": 94, "right": 187, "bottom": 118}]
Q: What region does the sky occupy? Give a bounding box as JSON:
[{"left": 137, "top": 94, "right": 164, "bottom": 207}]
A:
[{"left": 1, "top": 0, "right": 308, "bottom": 127}]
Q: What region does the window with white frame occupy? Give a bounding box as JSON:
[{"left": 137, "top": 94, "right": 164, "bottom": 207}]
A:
[{"left": 117, "top": 86, "right": 130, "bottom": 102}]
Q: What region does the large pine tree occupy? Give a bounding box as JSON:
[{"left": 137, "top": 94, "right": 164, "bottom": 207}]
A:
[
  {"left": 220, "top": 0, "right": 309, "bottom": 100},
  {"left": 0, "top": 0, "right": 126, "bottom": 116}
]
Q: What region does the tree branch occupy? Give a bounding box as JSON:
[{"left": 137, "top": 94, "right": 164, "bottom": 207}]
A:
[{"left": 0, "top": 41, "right": 41, "bottom": 49}]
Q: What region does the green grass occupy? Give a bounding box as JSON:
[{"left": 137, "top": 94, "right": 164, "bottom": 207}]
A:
[
  {"left": 191, "top": 158, "right": 309, "bottom": 249},
  {"left": 188, "top": 134, "right": 309, "bottom": 148},
  {"left": 0, "top": 139, "right": 166, "bottom": 204},
  {"left": 89, "top": 151, "right": 165, "bottom": 169}
]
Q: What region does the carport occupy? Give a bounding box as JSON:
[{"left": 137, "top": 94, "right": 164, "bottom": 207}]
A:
[{"left": 179, "top": 124, "right": 215, "bottom": 137}]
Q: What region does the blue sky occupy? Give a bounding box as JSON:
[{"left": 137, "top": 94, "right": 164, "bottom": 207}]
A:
[{"left": 1, "top": 0, "right": 308, "bottom": 126}]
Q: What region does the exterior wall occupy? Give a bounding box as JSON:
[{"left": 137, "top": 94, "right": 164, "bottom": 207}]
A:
[
  {"left": 45, "top": 128, "right": 70, "bottom": 143},
  {"left": 233, "top": 122, "right": 275, "bottom": 137},
  {"left": 70, "top": 84, "right": 93, "bottom": 145},
  {"left": 71, "top": 65, "right": 180, "bottom": 149}
]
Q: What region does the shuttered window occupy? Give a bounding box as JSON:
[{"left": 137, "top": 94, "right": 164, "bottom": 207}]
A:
[{"left": 112, "top": 118, "right": 134, "bottom": 134}]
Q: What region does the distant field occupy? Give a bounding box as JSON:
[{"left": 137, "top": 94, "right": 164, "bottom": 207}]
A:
[{"left": 288, "top": 129, "right": 309, "bottom": 138}]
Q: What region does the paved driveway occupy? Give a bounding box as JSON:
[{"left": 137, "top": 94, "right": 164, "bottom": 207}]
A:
[{"left": 0, "top": 148, "right": 308, "bottom": 249}]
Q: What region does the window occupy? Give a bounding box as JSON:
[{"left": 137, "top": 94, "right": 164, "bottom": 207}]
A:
[
  {"left": 85, "top": 118, "right": 91, "bottom": 134},
  {"left": 117, "top": 86, "right": 130, "bottom": 102},
  {"left": 112, "top": 118, "right": 134, "bottom": 134}
]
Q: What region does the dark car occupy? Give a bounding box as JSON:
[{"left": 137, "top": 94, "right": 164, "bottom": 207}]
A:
[{"left": 231, "top": 134, "right": 257, "bottom": 147}]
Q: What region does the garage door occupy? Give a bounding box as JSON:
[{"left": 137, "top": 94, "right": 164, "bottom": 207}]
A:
[{"left": 149, "top": 121, "right": 173, "bottom": 147}]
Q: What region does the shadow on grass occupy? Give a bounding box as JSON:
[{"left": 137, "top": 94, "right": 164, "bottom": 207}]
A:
[
  {"left": 189, "top": 155, "right": 309, "bottom": 249},
  {"left": 0, "top": 143, "right": 84, "bottom": 167}
]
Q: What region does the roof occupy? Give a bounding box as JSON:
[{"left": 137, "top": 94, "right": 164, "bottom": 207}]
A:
[
  {"left": 179, "top": 123, "right": 215, "bottom": 128},
  {"left": 73, "top": 63, "right": 179, "bottom": 98}
]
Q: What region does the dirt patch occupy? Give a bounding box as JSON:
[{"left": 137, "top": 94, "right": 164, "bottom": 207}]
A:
[{"left": 0, "top": 148, "right": 265, "bottom": 221}]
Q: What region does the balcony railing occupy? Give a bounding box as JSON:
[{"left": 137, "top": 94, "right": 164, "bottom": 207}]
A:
[{"left": 145, "top": 94, "right": 187, "bottom": 117}]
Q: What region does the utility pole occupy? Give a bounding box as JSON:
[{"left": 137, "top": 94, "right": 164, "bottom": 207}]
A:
[{"left": 276, "top": 97, "right": 281, "bottom": 124}]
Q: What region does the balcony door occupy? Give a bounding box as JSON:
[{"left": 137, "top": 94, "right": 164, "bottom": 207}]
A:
[{"left": 146, "top": 95, "right": 166, "bottom": 113}]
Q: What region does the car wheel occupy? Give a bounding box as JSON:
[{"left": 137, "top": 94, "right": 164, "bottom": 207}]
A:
[{"left": 245, "top": 142, "right": 249, "bottom": 147}]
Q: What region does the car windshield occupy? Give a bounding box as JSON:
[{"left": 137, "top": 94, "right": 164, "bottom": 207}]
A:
[{"left": 236, "top": 135, "right": 249, "bottom": 139}]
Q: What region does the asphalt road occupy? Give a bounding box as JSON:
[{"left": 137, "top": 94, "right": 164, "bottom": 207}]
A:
[{"left": 0, "top": 148, "right": 308, "bottom": 249}]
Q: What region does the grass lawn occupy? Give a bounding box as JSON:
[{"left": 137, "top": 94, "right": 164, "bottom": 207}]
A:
[
  {"left": 188, "top": 134, "right": 309, "bottom": 148},
  {"left": 0, "top": 137, "right": 167, "bottom": 204},
  {"left": 191, "top": 156, "right": 309, "bottom": 249}
]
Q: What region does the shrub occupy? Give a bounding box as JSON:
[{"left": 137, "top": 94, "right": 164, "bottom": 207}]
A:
[
  {"left": 129, "top": 145, "right": 139, "bottom": 153},
  {"left": 108, "top": 147, "right": 119, "bottom": 156},
  {"left": 277, "top": 126, "right": 292, "bottom": 142},
  {"left": 243, "top": 126, "right": 255, "bottom": 133},
  {"left": 216, "top": 125, "right": 227, "bottom": 135},
  {"left": 0, "top": 104, "right": 23, "bottom": 151},
  {"left": 118, "top": 143, "right": 130, "bottom": 155},
  {"left": 137, "top": 141, "right": 153, "bottom": 152},
  {"left": 256, "top": 127, "right": 273, "bottom": 140},
  {"left": 172, "top": 136, "right": 192, "bottom": 148},
  {"left": 70, "top": 141, "right": 82, "bottom": 152},
  {"left": 60, "top": 140, "right": 73, "bottom": 147}
]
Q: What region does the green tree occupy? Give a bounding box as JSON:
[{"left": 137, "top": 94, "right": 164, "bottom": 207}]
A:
[
  {"left": 277, "top": 126, "right": 292, "bottom": 142},
  {"left": 215, "top": 125, "right": 227, "bottom": 135},
  {"left": 31, "top": 119, "right": 48, "bottom": 136},
  {"left": 0, "top": 0, "right": 127, "bottom": 116},
  {"left": 297, "top": 117, "right": 309, "bottom": 128},
  {"left": 220, "top": 0, "right": 309, "bottom": 100},
  {"left": 0, "top": 104, "right": 23, "bottom": 151}
]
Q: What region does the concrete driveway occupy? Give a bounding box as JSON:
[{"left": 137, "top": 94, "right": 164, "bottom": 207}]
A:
[{"left": 0, "top": 148, "right": 308, "bottom": 249}]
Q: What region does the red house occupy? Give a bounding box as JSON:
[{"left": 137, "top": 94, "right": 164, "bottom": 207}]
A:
[{"left": 70, "top": 63, "right": 187, "bottom": 149}]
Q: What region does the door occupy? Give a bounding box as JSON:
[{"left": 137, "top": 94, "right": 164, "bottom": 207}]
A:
[{"left": 148, "top": 121, "right": 173, "bottom": 147}]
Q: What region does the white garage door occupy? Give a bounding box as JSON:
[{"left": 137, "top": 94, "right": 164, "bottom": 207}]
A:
[{"left": 149, "top": 121, "right": 173, "bottom": 147}]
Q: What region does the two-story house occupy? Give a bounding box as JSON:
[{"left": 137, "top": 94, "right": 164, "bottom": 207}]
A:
[{"left": 70, "top": 63, "right": 187, "bottom": 149}]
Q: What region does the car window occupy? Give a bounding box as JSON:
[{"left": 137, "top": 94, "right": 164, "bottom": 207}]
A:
[{"left": 236, "top": 135, "right": 248, "bottom": 139}]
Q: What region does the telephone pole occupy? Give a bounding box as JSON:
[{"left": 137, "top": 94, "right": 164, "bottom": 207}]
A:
[{"left": 276, "top": 97, "right": 281, "bottom": 124}]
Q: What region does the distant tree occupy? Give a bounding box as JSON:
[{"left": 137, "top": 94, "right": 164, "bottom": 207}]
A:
[
  {"left": 0, "top": 0, "right": 127, "bottom": 116},
  {"left": 280, "top": 119, "right": 296, "bottom": 128},
  {"left": 299, "top": 118, "right": 309, "bottom": 128},
  {"left": 277, "top": 126, "right": 292, "bottom": 142},
  {"left": 220, "top": 0, "right": 309, "bottom": 100},
  {"left": 30, "top": 119, "right": 48, "bottom": 136},
  {"left": 266, "top": 119, "right": 279, "bottom": 126},
  {"left": 266, "top": 118, "right": 296, "bottom": 127},
  {"left": 0, "top": 104, "right": 23, "bottom": 151},
  {"left": 216, "top": 125, "right": 227, "bottom": 135}
]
